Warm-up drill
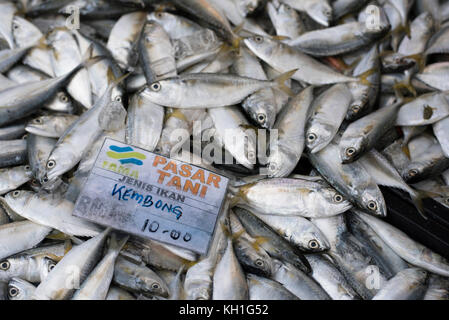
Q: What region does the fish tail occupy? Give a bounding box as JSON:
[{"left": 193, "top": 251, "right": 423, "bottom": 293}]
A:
[
  {"left": 410, "top": 189, "right": 430, "bottom": 220},
  {"left": 110, "top": 71, "right": 131, "bottom": 87},
  {"left": 79, "top": 44, "right": 105, "bottom": 70},
  {"left": 107, "top": 233, "right": 129, "bottom": 256},
  {"left": 232, "top": 22, "right": 245, "bottom": 48},
  {"left": 357, "top": 68, "right": 377, "bottom": 86},
  {"left": 273, "top": 69, "right": 297, "bottom": 97}
]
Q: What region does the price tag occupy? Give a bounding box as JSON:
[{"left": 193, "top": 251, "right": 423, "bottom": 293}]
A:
[{"left": 73, "top": 138, "right": 229, "bottom": 255}]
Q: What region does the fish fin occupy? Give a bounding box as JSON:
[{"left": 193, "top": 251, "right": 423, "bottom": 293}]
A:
[
  {"left": 46, "top": 231, "right": 71, "bottom": 241},
  {"left": 404, "top": 53, "right": 426, "bottom": 72},
  {"left": 401, "top": 144, "right": 411, "bottom": 159},
  {"left": 273, "top": 69, "right": 297, "bottom": 97},
  {"left": 393, "top": 80, "right": 416, "bottom": 97},
  {"left": 34, "top": 36, "right": 48, "bottom": 50},
  {"left": 252, "top": 236, "right": 269, "bottom": 251},
  {"left": 64, "top": 239, "right": 73, "bottom": 255},
  {"left": 272, "top": 35, "right": 291, "bottom": 41}
]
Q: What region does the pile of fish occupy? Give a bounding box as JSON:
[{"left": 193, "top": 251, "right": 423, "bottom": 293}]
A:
[{"left": 0, "top": 0, "right": 449, "bottom": 300}]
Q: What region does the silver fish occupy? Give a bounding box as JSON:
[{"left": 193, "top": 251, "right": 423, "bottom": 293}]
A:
[
  {"left": 33, "top": 228, "right": 110, "bottom": 300},
  {"left": 308, "top": 142, "right": 387, "bottom": 217},
  {"left": 372, "top": 268, "right": 428, "bottom": 300},
  {"left": 244, "top": 35, "right": 356, "bottom": 85},
  {"left": 306, "top": 83, "right": 352, "bottom": 153},
  {"left": 247, "top": 273, "right": 299, "bottom": 300},
  {"left": 7, "top": 278, "right": 36, "bottom": 300},
  {"left": 356, "top": 211, "right": 449, "bottom": 278},
  {"left": 267, "top": 86, "right": 314, "bottom": 177}
]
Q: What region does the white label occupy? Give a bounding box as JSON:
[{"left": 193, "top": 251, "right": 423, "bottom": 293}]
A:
[{"left": 73, "top": 138, "right": 229, "bottom": 255}]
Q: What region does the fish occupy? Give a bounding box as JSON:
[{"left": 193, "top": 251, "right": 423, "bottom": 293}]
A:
[
  {"left": 42, "top": 74, "right": 127, "bottom": 185},
  {"left": 141, "top": 70, "right": 295, "bottom": 109},
  {"left": 0, "top": 46, "right": 102, "bottom": 127},
  {"left": 267, "top": 2, "right": 305, "bottom": 41},
  {"left": 306, "top": 83, "right": 352, "bottom": 153},
  {"left": 372, "top": 268, "right": 428, "bottom": 300},
  {"left": 4, "top": 190, "right": 102, "bottom": 237},
  {"left": 0, "top": 242, "right": 67, "bottom": 283},
  {"left": 289, "top": 18, "right": 390, "bottom": 57},
  {"left": 7, "top": 278, "right": 36, "bottom": 300},
  {"left": 356, "top": 211, "right": 449, "bottom": 278},
  {"left": 396, "top": 92, "right": 449, "bottom": 127},
  {"left": 311, "top": 215, "right": 389, "bottom": 299},
  {"left": 212, "top": 239, "right": 248, "bottom": 300},
  {"left": 0, "top": 220, "right": 52, "bottom": 261},
  {"left": 232, "top": 206, "right": 311, "bottom": 274},
  {"left": 138, "top": 20, "right": 177, "bottom": 84},
  {"left": 279, "top": 0, "right": 332, "bottom": 27},
  {"left": 72, "top": 234, "right": 128, "bottom": 300},
  {"left": 267, "top": 86, "right": 314, "bottom": 177},
  {"left": 244, "top": 35, "right": 357, "bottom": 85},
  {"left": 171, "top": 0, "right": 241, "bottom": 48},
  {"left": 339, "top": 95, "right": 404, "bottom": 163},
  {"left": 25, "top": 114, "right": 79, "bottom": 138},
  {"left": 247, "top": 273, "right": 299, "bottom": 300},
  {"left": 305, "top": 254, "right": 361, "bottom": 300},
  {"left": 0, "top": 165, "right": 32, "bottom": 196},
  {"left": 271, "top": 259, "right": 331, "bottom": 300},
  {"left": 232, "top": 47, "right": 277, "bottom": 129},
  {"left": 423, "top": 275, "right": 449, "bottom": 300},
  {"left": 126, "top": 90, "right": 164, "bottom": 152},
  {"left": 308, "top": 142, "right": 387, "bottom": 217},
  {"left": 235, "top": 178, "right": 352, "bottom": 218},
  {"left": 0, "top": 139, "right": 27, "bottom": 168},
  {"left": 33, "top": 228, "right": 110, "bottom": 300}
]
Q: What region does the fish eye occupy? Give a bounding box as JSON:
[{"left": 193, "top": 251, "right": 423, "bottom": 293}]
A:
[
  {"left": 345, "top": 148, "right": 356, "bottom": 157},
  {"left": 151, "top": 283, "right": 160, "bottom": 290},
  {"left": 150, "top": 82, "right": 161, "bottom": 91},
  {"left": 257, "top": 113, "right": 266, "bottom": 123},
  {"left": 156, "top": 12, "right": 164, "bottom": 19},
  {"left": 12, "top": 191, "right": 21, "bottom": 198},
  {"left": 46, "top": 160, "right": 56, "bottom": 169},
  {"left": 352, "top": 105, "right": 360, "bottom": 113},
  {"left": 254, "top": 36, "right": 264, "bottom": 43},
  {"left": 307, "top": 133, "right": 317, "bottom": 142},
  {"left": 48, "top": 262, "right": 56, "bottom": 272},
  {"left": 255, "top": 259, "right": 264, "bottom": 267},
  {"left": 8, "top": 286, "right": 19, "bottom": 297},
  {"left": 269, "top": 163, "right": 278, "bottom": 172},
  {"left": 0, "top": 261, "right": 10, "bottom": 270},
  {"left": 13, "top": 23, "right": 19, "bottom": 30},
  {"left": 247, "top": 151, "right": 256, "bottom": 161},
  {"left": 308, "top": 240, "right": 319, "bottom": 249},
  {"left": 42, "top": 177, "right": 49, "bottom": 184},
  {"left": 59, "top": 94, "right": 69, "bottom": 103},
  {"left": 367, "top": 201, "right": 377, "bottom": 211},
  {"left": 22, "top": 134, "right": 28, "bottom": 140},
  {"left": 33, "top": 118, "right": 42, "bottom": 124},
  {"left": 323, "top": 10, "right": 332, "bottom": 17},
  {"left": 333, "top": 194, "right": 343, "bottom": 203},
  {"left": 24, "top": 165, "right": 31, "bottom": 171},
  {"left": 114, "top": 96, "right": 122, "bottom": 103},
  {"left": 408, "top": 169, "right": 419, "bottom": 177}
]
